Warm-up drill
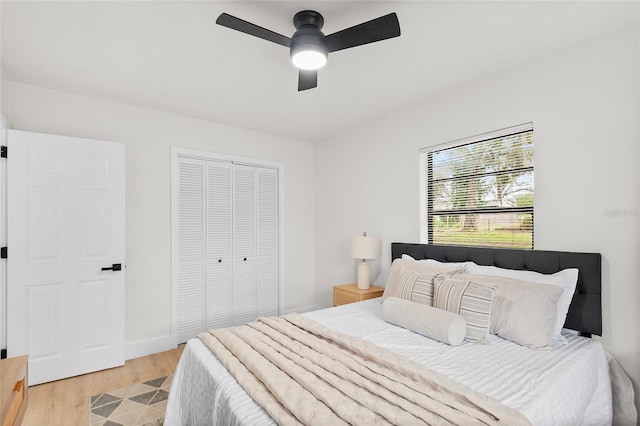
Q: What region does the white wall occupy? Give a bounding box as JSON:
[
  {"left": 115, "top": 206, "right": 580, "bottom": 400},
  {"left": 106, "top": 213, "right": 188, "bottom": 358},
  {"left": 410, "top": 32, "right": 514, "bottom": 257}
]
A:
[
  {"left": 1, "top": 82, "right": 316, "bottom": 355},
  {"left": 315, "top": 24, "right": 640, "bottom": 410}
]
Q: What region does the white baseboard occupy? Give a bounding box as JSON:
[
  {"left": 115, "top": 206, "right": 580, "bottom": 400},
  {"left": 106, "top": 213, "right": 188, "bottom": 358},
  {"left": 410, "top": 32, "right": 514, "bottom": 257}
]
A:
[
  {"left": 282, "top": 305, "right": 324, "bottom": 315},
  {"left": 125, "top": 335, "right": 174, "bottom": 360}
]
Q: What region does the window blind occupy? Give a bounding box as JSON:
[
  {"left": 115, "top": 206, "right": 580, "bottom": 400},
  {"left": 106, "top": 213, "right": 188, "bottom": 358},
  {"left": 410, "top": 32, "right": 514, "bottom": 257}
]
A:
[{"left": 420, "top": 123, "right": 534, "bottom": 249}]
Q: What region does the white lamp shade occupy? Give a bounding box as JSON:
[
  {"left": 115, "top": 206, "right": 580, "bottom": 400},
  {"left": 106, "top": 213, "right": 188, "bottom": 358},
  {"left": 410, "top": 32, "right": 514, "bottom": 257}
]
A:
[{"left": 350, "top": 235, "right": 381, "bottom": 260}]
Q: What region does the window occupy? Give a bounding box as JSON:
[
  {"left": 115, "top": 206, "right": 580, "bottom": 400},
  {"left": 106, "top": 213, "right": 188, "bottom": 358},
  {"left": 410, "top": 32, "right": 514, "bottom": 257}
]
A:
[{"left": 420, "top": 123, "right": 534, "bottom": 249}]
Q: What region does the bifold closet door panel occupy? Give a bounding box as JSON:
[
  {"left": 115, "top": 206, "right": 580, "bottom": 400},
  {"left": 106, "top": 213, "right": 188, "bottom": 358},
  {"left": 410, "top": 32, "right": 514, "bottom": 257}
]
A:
[
  {"left": 232, "top": 165, "right": 257, "bottom": 326},
  {"left": 176, "top": 157, "right": 206, "bottom": 343},
  {"left": 205, "top": 161, "right": 233, "bottom": 330},
  {"left": 256, "top": 168, "right": 278, "bottom": 318}
]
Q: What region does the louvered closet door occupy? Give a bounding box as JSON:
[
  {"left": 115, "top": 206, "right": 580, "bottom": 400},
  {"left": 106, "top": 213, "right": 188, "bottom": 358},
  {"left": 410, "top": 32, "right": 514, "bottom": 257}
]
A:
[
  {"left": 176, "top": 158, "right": 206, "bottom": 343},
  {"left": 256, "top": 168, "right": 279, "bottom": 317},
  {"left": 205, "top": 161, "right": 233, "bottom": 329},
  {"left": 232, "top": 165, "right": 257, "bottom": 325},
  {"left": 174, "top": 154, "right": 279, "bottom": 340},
  {"left": 231, "top": 165, "right": 279, "bottom": 324}
]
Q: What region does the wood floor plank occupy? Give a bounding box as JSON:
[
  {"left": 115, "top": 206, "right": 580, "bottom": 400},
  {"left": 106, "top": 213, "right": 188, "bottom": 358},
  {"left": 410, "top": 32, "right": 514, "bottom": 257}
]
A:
[{"left": 22, "top": 345, "right": 184, "bottom": 426}]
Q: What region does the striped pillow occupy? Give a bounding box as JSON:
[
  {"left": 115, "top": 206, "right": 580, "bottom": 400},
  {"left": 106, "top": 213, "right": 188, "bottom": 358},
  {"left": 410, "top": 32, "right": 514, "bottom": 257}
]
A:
[
  {"left": 434, "top": 278, "right": 495, "bottom": 343},
  {"left": 386, "top": 269, "right": 439, "bottom": 306},
  {"left": 382, "top": 258, "right": 465, "bottom": 300}
]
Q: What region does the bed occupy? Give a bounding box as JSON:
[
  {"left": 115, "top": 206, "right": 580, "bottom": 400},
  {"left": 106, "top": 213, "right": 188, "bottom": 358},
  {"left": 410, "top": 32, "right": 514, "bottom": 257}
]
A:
[{"left": 165, "top": 243, "right": 613, "bottom": 425}]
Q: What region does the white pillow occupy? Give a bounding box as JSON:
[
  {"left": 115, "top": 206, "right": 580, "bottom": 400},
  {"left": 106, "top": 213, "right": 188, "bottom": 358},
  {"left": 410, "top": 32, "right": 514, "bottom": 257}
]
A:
[
  {"left": 448, "top": 273, "right": 563, "bottom": 349},
  {"left": 401, "top": 254, "right": 469, "bottom": 268},
  {"left": 382, "top": 297, "right": 467, "bottom": 346},
  {"left": 464, "top": 263, "right": 578, "bottom": 338}
]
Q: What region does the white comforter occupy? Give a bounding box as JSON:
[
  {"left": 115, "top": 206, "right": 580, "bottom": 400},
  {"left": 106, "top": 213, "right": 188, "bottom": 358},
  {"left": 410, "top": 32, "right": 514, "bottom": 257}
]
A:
[{"left": 166, "top": 299, "right": 612, "bottom": 425}]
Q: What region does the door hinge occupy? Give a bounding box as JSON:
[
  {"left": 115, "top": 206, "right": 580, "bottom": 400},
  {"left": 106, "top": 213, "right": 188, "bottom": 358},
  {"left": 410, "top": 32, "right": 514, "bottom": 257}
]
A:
[
  {"left": 0, "top": 146, "right": 6, "bottom": 158},
  {"left": 0, "top": 247, "right": 6, "bottom": 259}
]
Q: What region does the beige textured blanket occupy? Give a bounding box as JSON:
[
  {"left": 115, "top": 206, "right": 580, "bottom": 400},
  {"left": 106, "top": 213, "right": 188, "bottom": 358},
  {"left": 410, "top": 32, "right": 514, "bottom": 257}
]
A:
[{"left": 198, "top": 314, "right": 531, "bottom": 426}]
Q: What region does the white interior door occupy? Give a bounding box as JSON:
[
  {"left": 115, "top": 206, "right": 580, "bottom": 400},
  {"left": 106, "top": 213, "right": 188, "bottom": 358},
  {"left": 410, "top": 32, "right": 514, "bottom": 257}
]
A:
[
  {"left": 0, "top": 117, "right": 8, "bottom": 353},
  {"left": 7, "top": 130, "right": 125, "bottom": 385}
]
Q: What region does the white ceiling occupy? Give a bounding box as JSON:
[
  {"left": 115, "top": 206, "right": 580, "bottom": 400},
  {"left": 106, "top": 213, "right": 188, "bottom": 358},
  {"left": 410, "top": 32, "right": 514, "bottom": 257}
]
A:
[{"left": 1, "top": 1, "right": 638, "bottom": 142}]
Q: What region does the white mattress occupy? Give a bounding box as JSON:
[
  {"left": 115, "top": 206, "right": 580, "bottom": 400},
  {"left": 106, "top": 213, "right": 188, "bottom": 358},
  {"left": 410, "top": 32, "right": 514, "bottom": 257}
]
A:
[{"left": 165, "top": 299, "right": 612, "bottom": 425}]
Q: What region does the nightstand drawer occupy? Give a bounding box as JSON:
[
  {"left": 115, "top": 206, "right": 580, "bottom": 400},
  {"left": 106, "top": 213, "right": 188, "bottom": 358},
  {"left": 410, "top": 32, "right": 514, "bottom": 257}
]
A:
[
  {"left": 1, "top": 355, "right": 28, "bottom": 426},
  {"left": 333, "top": 289, "right": 360, "bottom": 306},
  {"left": 4, "top": 379, "right": 24, "bottom": 426},
  {"left": 333, "top": 284, "right": 384, "bottom": 306}
]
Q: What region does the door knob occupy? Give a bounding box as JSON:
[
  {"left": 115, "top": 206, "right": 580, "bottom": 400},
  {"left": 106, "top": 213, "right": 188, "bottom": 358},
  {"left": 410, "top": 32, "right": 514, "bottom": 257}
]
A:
[{"left": 101, "top": 263, "right": 122, "bottom": 271}]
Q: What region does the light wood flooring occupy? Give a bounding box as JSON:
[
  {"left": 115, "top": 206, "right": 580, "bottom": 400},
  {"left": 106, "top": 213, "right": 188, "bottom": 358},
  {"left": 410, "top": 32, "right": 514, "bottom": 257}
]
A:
[{"left": 22, "top": 345, "right": 184, "bottom": 426}]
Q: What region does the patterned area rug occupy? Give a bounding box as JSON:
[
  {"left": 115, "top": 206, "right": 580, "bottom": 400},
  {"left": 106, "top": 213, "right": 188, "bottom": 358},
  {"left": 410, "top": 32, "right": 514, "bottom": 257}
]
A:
[{"left": 89, "top": 375, "right": 172, "bottom": 426}]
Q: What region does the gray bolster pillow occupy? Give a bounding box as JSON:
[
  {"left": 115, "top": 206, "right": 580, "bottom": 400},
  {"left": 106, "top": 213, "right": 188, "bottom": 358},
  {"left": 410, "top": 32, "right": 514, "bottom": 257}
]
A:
[{"left": 382, "top": 297, "right": 466, "bottom": 346}]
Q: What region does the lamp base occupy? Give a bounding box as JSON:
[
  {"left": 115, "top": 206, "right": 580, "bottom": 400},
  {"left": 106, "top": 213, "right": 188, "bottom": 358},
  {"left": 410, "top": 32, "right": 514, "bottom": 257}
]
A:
[{"left": 357, "top": 261, "right": 370, "bottom": 290}]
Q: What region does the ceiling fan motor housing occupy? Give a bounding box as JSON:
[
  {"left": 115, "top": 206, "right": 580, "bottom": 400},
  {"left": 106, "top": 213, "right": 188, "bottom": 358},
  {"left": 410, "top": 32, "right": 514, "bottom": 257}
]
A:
[{"left": 290, "top": 10, "right": 328, "bottom": 62}]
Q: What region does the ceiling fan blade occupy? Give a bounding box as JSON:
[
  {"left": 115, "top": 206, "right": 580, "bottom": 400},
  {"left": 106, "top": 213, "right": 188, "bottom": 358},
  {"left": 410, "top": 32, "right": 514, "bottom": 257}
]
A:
[
  {"left": 216, "top": 13, "right": 291, "bottom": 47},
  {"left": 298, "top": 70, "right": 317, "bottom": 91},
  {"left": 324, "top": 13, "right": 400, "bottom": 53}
]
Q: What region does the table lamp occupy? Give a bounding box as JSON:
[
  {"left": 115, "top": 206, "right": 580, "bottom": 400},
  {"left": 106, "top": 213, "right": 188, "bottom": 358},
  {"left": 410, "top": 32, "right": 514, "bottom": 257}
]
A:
[{"left": 350, "top": 232, "right": 381, "bottom": 289}]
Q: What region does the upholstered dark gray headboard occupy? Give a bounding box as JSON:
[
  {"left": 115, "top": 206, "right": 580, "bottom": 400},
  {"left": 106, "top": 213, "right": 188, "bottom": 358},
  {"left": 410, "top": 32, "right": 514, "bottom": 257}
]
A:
[{"left": 391, "top": 243, "right": 602, "bottom": 337}]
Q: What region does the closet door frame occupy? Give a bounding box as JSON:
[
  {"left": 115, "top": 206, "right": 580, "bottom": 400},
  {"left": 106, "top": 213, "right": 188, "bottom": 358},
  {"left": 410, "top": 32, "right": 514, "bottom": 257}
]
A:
[{"left": 170, "top": 147, "right": 284, "bottom": 347}]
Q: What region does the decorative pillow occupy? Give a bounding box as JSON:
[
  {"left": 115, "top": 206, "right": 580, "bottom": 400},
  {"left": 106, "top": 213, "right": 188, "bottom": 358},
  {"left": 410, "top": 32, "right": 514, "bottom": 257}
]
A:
[
  {"left": 451, "top": 273, "right": 563, "bottom": 349},
  {"left": 382, "top": 297, "right": 466, "bottom": 346},
  {"left": 383, "top": 269, "right": 439, "bottom": 305},
  {"left": 433, "top": 278, "right": 494, "bottom": 343},
  {"left": 464, "top": 263, "right": 578, "bottom": 338},
  {"left": 383, "top": 258, "right": 465, "bottom": 300}
]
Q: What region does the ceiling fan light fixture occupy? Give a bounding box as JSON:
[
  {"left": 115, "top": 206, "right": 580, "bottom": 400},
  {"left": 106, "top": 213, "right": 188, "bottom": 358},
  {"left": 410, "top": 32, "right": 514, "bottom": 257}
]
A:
[
  {"left": 290, "top": 11, "right": 328, "bottom": 71},
  {"left": 291, "top": 47, "right": 327, "bottom": 70}
]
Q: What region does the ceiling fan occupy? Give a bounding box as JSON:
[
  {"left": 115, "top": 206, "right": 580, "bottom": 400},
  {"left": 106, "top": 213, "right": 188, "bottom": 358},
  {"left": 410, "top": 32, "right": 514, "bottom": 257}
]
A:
[{"left": 216, "top": 10, "right": 401, "bottom": 91}]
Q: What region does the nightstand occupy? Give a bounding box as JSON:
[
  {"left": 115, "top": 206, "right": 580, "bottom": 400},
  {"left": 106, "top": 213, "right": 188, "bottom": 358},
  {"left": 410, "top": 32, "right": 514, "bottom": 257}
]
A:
[
  {"left": 0, "top": 355, "right": 28, "bottom": 426},
  {"left": 333, "top": 284, "right": 384, "bottom": 306}
]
